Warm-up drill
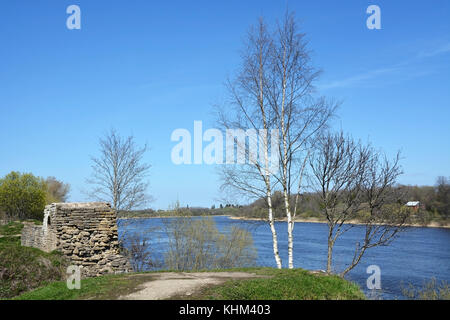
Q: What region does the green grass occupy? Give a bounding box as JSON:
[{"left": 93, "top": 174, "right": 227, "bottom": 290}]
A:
[
  {"left": 172, "top": 268, "right": 365, "bottom": 300},
  {"left": 1, "top": 221, "right": 364, "bottom": 300},
  {"left": 0, "top": 221, "right": 69, "bottom": 299},
  {"left": 13, "top": 267, "right": 365, "bottom": 300},
  {"left": 14, "top": 274, "right": 156, "bottom": 300},
  {"left": 0, "top": 221, "right": 24, "bottom": 236}
]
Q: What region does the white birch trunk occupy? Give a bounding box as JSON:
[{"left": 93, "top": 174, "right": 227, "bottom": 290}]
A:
[
  {"left": 267, "top": 190, "right": 282, "bottom": 269},
  {"left": 279, "top": 46, "right": 294, "bottom": 269},
  {"left": 284, "top": 191, "right": 294, "bottom": 269},
  {"left": 262, "top": 129, "right": 282, "bottom": 269},
  {"left": 258, "top": 41, "right": 282, "bottom": 269}
]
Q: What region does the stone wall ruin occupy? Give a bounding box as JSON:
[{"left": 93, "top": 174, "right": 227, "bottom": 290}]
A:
[{"left": 21, "top": 202, "right": 131, "bottom": 277}]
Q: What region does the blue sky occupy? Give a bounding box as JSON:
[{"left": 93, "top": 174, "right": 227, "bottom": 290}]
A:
[{"left": 0, "top": 0, "right": 449, "bottom": 209}]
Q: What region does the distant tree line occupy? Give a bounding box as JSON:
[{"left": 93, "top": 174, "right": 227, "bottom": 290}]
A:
[
  {"left": 118, "top": 176, "right": 449, "bottom": 225},
  {"left": 228, "top": 176, "right": 449, "bottom": 223},
  {"left": 398, "top": 176, "right": 449, "bottom": 219}
]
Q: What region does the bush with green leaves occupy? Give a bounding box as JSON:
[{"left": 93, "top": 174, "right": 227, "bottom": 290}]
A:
[{"left": 0, "top": 172, "right": 47, "bottom": 221}]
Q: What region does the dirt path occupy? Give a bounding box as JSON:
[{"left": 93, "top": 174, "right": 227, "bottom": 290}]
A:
[{"left": 120, "top": 272, "right": 264, "bottom": 300}]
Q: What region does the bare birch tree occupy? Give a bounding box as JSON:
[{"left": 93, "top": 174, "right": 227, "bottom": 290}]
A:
[
  {"left": 339, "top": 150, "right": 409, "bottom": 276},
  {"left": 218, "top": 17, "right": 282, "bottom": 268},
  {"left": 86, "top": 129, "right": 152, "bottom": 212},
  {"left": 266, "top": 12, "right": 337, "bottom": 268},
  {"left": 309, "top": 132, "right": 368, "bottom": 273},
  {"left": 218, "top": 12, "right": 337, "bottom": 269},
  {"left": 309, "top": 131, "right": 410, "bottom": 275}
]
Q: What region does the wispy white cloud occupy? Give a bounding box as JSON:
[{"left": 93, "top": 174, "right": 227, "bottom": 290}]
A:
[
  {"left": 417, "top": 42, "right": 450, "bottom": 58},
  {"left": 320, "top": 42, "right": 450, "bottom": 90},
  {"left": 320, "top": 66, "right": 400, "bottom": 89}
]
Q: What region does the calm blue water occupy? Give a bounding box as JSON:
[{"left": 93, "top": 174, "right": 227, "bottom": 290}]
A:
[{"left": 119, "top": 216, "right": 450, "bottom": 299}]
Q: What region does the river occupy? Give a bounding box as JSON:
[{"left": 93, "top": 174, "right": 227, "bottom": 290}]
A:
[{"left": 119, "top": 216, "right": 450, "bottom": 299}]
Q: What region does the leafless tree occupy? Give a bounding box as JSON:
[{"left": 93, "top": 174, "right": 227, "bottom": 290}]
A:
[
  {"left": 309, "top": 131, "right": 410, "bottom": 275},
  {"left": 218, "top": 11, "right": 337, "bottom": 268},
  {"left": 218, "top": 17, "right": 282, "bottom": 268},
  {"left": 265, "top": 12, "right": 338, "bottom": 268},
  {"left": 86, "top": 129, "right": 152, "bottom": 212},
  {"left": 45, "top": 176, "right": 70, "bottom": 203},
  {"left": 435, "top": 176, "right": 450, "bottom": 217},
  {"left": 126, "top": 231, "right": 160, "bottom": 272},
  {"left": 339, "top": 150, "right": 409, "bottom": 276}
]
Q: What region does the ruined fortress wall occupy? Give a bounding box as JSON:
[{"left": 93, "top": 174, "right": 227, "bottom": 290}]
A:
[
  {"left": 21, "top": 202, "right": 131, "bottom": 277},
  {"left": 21, "top": 223, "right": 45, "bottom": 249}
]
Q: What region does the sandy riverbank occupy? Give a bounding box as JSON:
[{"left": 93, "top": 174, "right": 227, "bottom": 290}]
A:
[{"left": 120, "top": 214, "right": 449, "bottom": 228}]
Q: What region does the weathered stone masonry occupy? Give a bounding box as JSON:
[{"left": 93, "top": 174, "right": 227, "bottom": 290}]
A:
[{"left": 21, "top": 202, "right": 131, "bottom": 277}]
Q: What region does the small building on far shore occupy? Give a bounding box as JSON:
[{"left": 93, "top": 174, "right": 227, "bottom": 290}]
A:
[{"left": 405, "top": 201, "right": 422, "bottom": 211}]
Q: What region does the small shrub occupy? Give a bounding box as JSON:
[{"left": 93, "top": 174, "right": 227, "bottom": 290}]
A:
[
  {"left": 163, "top": 217, "right": 257, "bottom": 271},
  {"left": 402, "top": 278, "right": 450, "bottom": 300}
]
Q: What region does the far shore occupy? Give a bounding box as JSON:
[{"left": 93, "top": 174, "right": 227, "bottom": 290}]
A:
[
  {"left": 118, "top": 214, "right": 231, "bottom": 219},
  {"left": 119, "top": 214, "right": 450, "bottom": 229},
  {"left": 228, "top": 216, "right": 450, "bottom": 229}
]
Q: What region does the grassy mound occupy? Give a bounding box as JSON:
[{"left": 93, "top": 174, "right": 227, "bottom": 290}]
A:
[
  {"left": 13, "top": 268, "right": 365, "bottom": 300},
  {"left": 0, "top": 222, "right": 69, "bottom": 299},
  {"left": 176, "top": 268, "right": 365, "bottom": 300}
]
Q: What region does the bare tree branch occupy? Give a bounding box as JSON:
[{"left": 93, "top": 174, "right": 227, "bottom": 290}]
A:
[{"left": 85, "top": 129, "right": 152, "bottom": 212}]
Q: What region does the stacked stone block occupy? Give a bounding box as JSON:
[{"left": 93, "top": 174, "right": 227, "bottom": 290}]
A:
[{"left": 21, "top": 202, "right": 131, "bottom": 277}]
